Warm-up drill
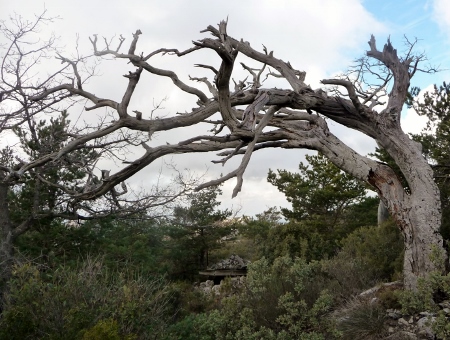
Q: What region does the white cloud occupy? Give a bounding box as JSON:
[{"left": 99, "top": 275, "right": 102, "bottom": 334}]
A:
[
  {"left": 401, "top": 108, "right": 429, "bottom": 135},
  {"left": 401, "top": 84, "right": 434, "bottom": 135},
  {"left": 433, "top": 0, "right": 450, "bottom": 37}
]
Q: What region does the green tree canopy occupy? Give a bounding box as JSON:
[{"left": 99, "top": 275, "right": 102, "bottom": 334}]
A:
[
  {"left": 268, "top": 153, "right": 368, "bottom": 224},
  {"left": 8, "top": 111, "right": 97, "bottom": 226},
  {"left": 164, "top": 185, "right": 234, "bottom": 280},
  {"left": 239, "top": 154, "right": 380, "bottom": 261}
]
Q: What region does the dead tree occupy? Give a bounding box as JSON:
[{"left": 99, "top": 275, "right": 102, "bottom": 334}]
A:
[{"left": 6, "top": 17, "right": 446, "bottom": 290}]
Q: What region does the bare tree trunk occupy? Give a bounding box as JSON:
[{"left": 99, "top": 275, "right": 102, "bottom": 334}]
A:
[
  {"left": 350, "top": 151, "right": 443, "bottom": 290},
  {"left": 403, "top": 196, "right": 444, "bottom": 290},
  {"left": 312, "top": 125, "right": 445, "bottom": 290},
  {"left": 372, "top": 132, "right": 445, "bottom": 290}
]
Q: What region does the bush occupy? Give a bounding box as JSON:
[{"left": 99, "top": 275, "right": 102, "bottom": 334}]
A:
[
  {"left": 168, "top": 256, "right": 341, "bottom": 339},
  {"left": 377, "top": 287, "right": 401, "bottom": 310},
  {"left": 318, "top": 221, "right": 403, "bottom": 303},
  {"left": 433, "top": 311, "right": 450, "bottom": 339},
  {"left": 321, "top": 253, "right": 379, "bottom": 300},
  {"left": 166, "top": 298, "right": 270, "bottom": 340},
  {"left": 397, "top": 271, "right": 450, "bottom": 315},
  {"left": 334, "top": 221, "right": 403, "bottom": 279},
  {"left": 395, "top": 269, "right": 450, "bottom": 337},
  {"left": 167, "top": 281, "right": 216, "bottom": 317},
  {"left": 81, "top": 319, "right": 135, "bottom": 340},
  {"left": 0, "top": 258, "right": 174, "bottom": 340}
]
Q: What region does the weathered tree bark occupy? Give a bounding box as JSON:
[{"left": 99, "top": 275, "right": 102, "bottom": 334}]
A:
[
  {"left": 374, "top": 132, "right": 444, "bottom": 289},
  {"left": 86, "top": 28, "right": 447, "bottom": 290},
  {"left": 290, "top": 115, "right": 444, "bottom": 289}
]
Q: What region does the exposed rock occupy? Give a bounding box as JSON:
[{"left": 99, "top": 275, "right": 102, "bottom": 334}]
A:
[
  {"left": 211, "top": 284, "right": 221, "bottom": 295},
  {"left": 383, "top": 303, "right": 449, "bottom": 339},
  {"left": 359, "top": 281, "right": 403, "bottom": 298},
  {"left": 387, "top": 309, "right": 402, "bottom": 319},
  {"left": 419, "top": 312, "right": 434, "bottom": 317},
  {"left": 196, "top": 275, "right": 246, "bottom": 296},
  {"left": 416, "top": 317, "right": 435, "bottom": 339},
  {"left": 207, "top": 254, "right": 250, "bottom": 270},
  {"left": 438, "top": 301, "right": 450, "bottom": 309},
  {"left": 398, "top": 318, "right": 409, "bottom": 327},
  {"left": 355, "top": 284, "right": 450, "bottom": 339}
]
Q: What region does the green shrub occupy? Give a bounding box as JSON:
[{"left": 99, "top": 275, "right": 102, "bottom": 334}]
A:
[
  {"left": 167, "top": 257, "right": 341, "bottom": 339},
  {"left": 81, "top": 319, "right": 136, "bottom": 340},
  {"left": 167, "top": 281, "right": 216, "bottom": 317},
  {"left": 377, "top": 287, "right": 401, "bottom": 310},
  {"left": 395, "top": 270, "right": 450, "bottom": 336},
  {"left": 165, "top": 297, "right": 267, "bottom": 340},
  {"left": 398, "top": 271, "right": 450, "bottom": 315},
  {"left": 245, "top": 257, "right": 340, "bottom": 339},
  {"left": 321, "top": 253, "right": 378, "bottom": 300},
  {"left": 331, "top": 221, "right": 403, "bottom": 281},
  {"left": 0, "top": 258, "right": 174, "bottom": 340},
  {"left": 433, "top": 311, "right": 450, "bottom": 339}
]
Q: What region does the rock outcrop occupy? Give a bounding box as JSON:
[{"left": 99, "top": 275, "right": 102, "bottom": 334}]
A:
[
  {"left": 384, "top": 307, "right": 449, "bottom": 339},
  {"left": 207, "top": 254, "right": 250, "bottom": 271},
  {"left": 196, "top": 276, "right": 246, "bottom": 296}
]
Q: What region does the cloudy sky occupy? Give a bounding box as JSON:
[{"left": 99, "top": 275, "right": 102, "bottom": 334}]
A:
[{"left": 3, "top": 0, "right": 450, "bottom": 216}]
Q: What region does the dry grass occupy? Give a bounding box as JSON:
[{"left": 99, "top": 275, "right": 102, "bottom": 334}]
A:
[{"left": 334, "top": 297, "right": 388, "bottom": 340}]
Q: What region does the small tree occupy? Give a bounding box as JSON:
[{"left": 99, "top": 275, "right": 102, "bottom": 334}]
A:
[
  {"left": 268, "top": 153, "right": 369, "bottom": 224},
  {"left": 237, "top": 154, "right": 379, "bottom": 261},
  {"left": 165, "top": 185, "right": 233, "bottom": 279},
  {"left": 266, "top": 153, "right": 377, "bottom": 260}
]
